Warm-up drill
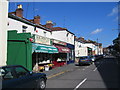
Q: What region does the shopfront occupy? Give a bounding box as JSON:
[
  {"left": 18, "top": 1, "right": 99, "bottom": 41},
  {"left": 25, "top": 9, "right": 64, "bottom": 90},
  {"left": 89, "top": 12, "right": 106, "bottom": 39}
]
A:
[
  {"left": 87, "top": 47, "right": 92, "bottom": 56},
  {"left": 51, "top": 39, "right": 70, "bottom": 67},
  {"left": 66, "top": 43, "right": 75, "bottom": 64},
  {"left": 32, "top": 34, "right": 58, "bottom": 71}
]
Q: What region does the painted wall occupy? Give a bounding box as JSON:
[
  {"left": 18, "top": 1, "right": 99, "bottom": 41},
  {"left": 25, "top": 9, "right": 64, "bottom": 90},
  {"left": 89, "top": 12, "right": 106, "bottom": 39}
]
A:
[
  {"left": 8, "top": 18, "right": 34, "bottom": 33},
  {"left": 0, "top": 0, "right": 8, "bottom": 66},
  {"left": 8, "top": 18, "right": 52, "bottom": 39},
  {"left": 7, "top": 30, "right": 32, "bottom": 71},
  {"left": 35, "top": 27, "right": 52, "bottom": 38},
  {"left": 52, "top": 30, "right": 74, "bottom": 45},
  {"left": 75, "top": 41, "right": 88, "bottom": 57}
]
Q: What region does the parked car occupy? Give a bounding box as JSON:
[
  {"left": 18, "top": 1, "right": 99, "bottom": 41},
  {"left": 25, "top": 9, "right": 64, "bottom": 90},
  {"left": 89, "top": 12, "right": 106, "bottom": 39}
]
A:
[
  {"left": 79, "top": 56, "right": 92, "bottom": 65},
  {"left": 94, "top": 55, "right": 103, "bottom": 60},
  {"left": 0, "top": 65, "right": 47, "bottom": 90},
  {"left": 89, "top": 55, "right": 96, "bottom": 62}
]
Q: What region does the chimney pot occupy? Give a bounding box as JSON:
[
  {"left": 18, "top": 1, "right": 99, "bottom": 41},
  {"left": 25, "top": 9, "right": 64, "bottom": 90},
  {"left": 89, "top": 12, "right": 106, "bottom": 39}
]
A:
[
  {"left": 17, "top": 4, "right": 22, "bottom": 9},
  {"left": 45, "top": 21, "right": 53, "bottom": 29},
  {"left": 33, "top": 15, "right": 40, "bottom": 25},
  {"left": 15, "top": 4, "right": 23, "bottom": 18}
]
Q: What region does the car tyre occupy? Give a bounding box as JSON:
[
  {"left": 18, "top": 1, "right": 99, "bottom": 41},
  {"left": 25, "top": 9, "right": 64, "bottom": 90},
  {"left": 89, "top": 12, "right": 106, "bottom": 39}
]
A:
[{"left": 36, "top": 78, "right": 46, "bottom": 90}]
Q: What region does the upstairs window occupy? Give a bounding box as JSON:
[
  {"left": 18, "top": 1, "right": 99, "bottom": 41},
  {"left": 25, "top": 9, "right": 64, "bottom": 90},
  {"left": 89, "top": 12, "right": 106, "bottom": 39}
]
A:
[
  {"left": 22, "top": 25, "right": 27, "bottom": 33},
  {"left": 44, "top": 31, "right": 47, "bottom": 37}
]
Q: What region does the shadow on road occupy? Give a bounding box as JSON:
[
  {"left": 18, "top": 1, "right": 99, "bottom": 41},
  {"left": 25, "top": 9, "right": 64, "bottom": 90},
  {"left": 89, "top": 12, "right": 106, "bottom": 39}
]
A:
[{"left": 94, "top": 56, "right": 119, "bottom": 88}]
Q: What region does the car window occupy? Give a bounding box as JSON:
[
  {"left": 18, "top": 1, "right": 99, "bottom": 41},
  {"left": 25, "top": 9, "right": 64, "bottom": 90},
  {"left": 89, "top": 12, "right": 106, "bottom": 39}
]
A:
[
  {"left": 15, "top": 67, "right": 29, "bottom": 78},
  {"left": 0, "top": 67, "right": 15, "bottom": 80},
  {"left": 80, "top": 57, "right": 87, "bottom": 59}
]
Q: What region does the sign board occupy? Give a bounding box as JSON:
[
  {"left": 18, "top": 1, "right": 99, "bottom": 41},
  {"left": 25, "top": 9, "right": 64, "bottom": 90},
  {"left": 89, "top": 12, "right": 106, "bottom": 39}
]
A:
[
  {"left": 52, "top": 39, "right": 66, "bottom": 46},
  {"left": 34, "top": 34, "right": 51, "bottom": 45}
]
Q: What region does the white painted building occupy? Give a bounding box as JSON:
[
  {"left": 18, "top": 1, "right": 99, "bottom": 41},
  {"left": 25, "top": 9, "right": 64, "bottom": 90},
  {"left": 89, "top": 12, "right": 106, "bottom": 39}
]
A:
[
  {"left": 8, "top": 5, "right": 75, "bottom": 46},
  {"left": 75, "top": 40, "right": 88, "bottom": 57},
  {"left": 8, "top": 15, "right": 52, "bottom": 39},
  {"left": 52, "top": 30, "right": 74, "bottom": 45},
  {"left": 0, "top": 0, "right": 8, "bottom": 66}
]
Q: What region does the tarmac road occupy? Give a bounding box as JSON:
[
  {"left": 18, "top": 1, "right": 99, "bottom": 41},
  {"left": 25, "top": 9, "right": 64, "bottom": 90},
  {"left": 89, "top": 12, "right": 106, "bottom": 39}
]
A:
[{"left": 46, "top": 57, "right": 119, "bottom": 89}]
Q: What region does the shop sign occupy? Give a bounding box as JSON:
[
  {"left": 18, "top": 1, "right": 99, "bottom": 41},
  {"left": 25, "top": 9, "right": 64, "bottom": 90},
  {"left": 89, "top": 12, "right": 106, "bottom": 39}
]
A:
[
  {"left": 34, "top": 34, "right": 51, "bottom": 45},
  {"left": 53, "top": 40, "right": 66, "bottom": 46}
]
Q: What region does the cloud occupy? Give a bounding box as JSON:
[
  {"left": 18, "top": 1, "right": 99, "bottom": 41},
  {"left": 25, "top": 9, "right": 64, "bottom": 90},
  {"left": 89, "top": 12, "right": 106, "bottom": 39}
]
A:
[
  {"left": 108, "top": 7, "right": 118, "bottom": 16},
  {"left": 114, "top": 16, "right": 118, "bottom": 21},
  {"left": 91, "top": 28, "right": 102, "bottom": 34}
]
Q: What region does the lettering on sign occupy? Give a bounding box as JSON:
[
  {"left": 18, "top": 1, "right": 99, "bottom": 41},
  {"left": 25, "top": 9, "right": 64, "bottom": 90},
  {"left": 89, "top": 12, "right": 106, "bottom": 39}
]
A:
[{"left": 35, "top": 35, "right": 51, "bottom": 45}]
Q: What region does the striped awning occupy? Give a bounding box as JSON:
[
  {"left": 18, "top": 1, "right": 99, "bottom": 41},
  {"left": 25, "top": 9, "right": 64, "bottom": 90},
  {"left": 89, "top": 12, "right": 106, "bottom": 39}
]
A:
[{"left": 32, "top": 43, "right": 58, "bottom": 53}]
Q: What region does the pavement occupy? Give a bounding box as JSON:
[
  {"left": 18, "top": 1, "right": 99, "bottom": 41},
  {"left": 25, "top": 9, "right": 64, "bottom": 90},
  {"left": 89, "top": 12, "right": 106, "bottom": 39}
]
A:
[{"left": 43, "top": 57, "right": 119, "bottom": 89}]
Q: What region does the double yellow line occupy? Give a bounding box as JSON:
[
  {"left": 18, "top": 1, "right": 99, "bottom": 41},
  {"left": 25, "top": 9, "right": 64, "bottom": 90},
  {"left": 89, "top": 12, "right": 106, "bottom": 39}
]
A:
[{"left": 47, "top": 70, "right": 68, "bottom": 79}]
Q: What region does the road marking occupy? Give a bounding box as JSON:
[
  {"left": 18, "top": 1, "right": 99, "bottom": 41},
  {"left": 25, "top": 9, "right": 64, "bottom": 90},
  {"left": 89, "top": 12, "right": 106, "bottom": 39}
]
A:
[
  {"left": 93, "top": 67, "right": 97, "bottom": 71},
  {"left": 93, "top": 65, "right": 101, "bottom": 71},
  {"left": 82, "top": 69, "right": 85, "bottom": 70},
  {"left": 47, "top": 71, "right": 67, "bottom": 79},
  {"left": 74, "top": 78, "right": 87, "bottom": 90}
]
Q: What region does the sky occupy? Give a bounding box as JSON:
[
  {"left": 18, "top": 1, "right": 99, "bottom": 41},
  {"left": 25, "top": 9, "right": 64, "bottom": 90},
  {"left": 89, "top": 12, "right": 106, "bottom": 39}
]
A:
[{"left": 9, "top": 2, "right": 119, "bottom": 47}]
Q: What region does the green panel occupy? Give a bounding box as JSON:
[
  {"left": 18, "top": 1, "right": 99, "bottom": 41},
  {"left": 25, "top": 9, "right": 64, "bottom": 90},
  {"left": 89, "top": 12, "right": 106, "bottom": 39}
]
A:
[
  {"left": 7, "top": 30, "right": 32, "bottom": 71},
  {"left": 7, "top": 42, "right": 27, "bottom": 67}
]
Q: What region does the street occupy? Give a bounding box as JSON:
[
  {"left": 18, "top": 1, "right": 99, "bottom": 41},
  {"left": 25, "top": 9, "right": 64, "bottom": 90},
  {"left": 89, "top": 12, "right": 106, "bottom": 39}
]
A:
[{"left": 45, "top": 57, "right": 119, "bottom": 89}]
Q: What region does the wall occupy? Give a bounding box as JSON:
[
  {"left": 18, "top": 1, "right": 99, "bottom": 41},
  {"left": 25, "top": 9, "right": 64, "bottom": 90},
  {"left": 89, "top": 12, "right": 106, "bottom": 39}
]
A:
[
  {"left": 52, "top": 30, "right": 74, "bottom": 45},
  {"left": 0, "top": 0, "right": 8, "bottom": 66},
  {"left": 8, "top": 18, "right": 52, "bottom": 39},
  {"left": 52, "top": 31, "right": 67, "bottom": 43},
  {"left": 67, "top": 32, "right": 74, "bottom": 45},
  {"left": 75, "top": 41, "right": 88, "bottom": 57},
  {"left": 8, "top": 18, "right": 34, "bottom": 33},
  {"left": 35, "top": 27, "right": 51, "bottom": 38}
]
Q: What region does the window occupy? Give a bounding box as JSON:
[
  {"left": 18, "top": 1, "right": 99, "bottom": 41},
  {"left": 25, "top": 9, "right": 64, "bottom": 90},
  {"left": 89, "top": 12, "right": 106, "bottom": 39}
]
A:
[
  {"left": 44, "top": 32, "right": 46, "bottom": 37},
  {"left": 22, "top": 25, "right": 28, "bottom": 33},
  {"left": 50, "top": 32, "right": 52, "bottom": 35},
  {"left": 0, "top": 67, "right": 15, "bottom": 80},
  {"left": 15, "top": 67, "right": 29, "bottom": 78},
  {"left": 66, "top": 33, "right": 69, "bottom": 37}
]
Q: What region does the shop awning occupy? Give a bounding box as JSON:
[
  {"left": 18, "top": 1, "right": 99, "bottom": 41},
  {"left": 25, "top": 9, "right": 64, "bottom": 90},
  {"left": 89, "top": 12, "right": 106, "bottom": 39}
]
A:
[
  {"left": 32, "top": 43, "right": 58, "bottom": 53},
  {"left": 54, "top": 45, "right": 70, "bottom": 53}
]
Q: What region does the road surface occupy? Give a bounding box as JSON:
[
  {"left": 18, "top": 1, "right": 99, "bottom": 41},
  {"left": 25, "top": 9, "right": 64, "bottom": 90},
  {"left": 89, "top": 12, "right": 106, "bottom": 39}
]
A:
[{"left": 46, "top": 57, "right": 119, "bottom": 89}]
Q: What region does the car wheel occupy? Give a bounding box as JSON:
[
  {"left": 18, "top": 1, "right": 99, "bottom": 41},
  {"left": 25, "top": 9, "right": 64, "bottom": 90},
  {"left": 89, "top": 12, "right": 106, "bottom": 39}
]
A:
[{"left": 36, "top": 78, "right": 46, "bottom": 90}]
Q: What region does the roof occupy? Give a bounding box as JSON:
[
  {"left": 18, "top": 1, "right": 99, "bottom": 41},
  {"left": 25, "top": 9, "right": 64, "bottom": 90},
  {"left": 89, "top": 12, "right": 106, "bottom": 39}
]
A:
[
  {"left": 51, "top": 27, "right": 75, "bottom": 35},
  {"left": 51, "top": 27, "right": 67, "bottom": 31},
  {"left": 8, "top": 13, "right": 52, "bottom": 32}
]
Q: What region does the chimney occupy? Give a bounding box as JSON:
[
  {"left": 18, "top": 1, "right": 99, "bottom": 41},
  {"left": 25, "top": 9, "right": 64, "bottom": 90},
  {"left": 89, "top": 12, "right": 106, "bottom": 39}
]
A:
[
  {"left": 15, "top": 4, "right": 23, "bottom": 18},
  {"left": 33, "top": 15, "right": 40, "bottom": 25},
  {"left": 45, "top": 21, "right": 54, "bottom": 29},
  {"left": 78, "top": 37, "right": 84, "bottom": 41}
]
